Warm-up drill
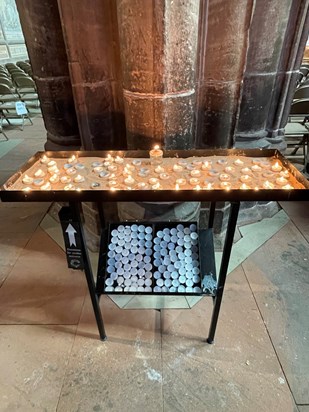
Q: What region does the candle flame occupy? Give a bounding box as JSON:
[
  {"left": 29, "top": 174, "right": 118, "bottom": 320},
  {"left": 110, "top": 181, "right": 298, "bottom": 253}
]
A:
[
  {"left": 194, "top": 185, "right": 201, "bottom": 191},
  {"left": 76, "top": 187, "right": 82, "bottom": 192},
  {"left": 154, "top": 145, "right": 160, "bottom": 150},
  {"left": 175, "top": 183, "right": 180, "bottom": 190},
  {"left": 22, "top": 187, "right": 32, "bottom": 192}
]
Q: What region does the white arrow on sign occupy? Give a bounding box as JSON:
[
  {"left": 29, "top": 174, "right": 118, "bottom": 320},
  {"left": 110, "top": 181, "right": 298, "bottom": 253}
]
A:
[{"left": 65, "top": 224, "right": 77, "bottom": 247}]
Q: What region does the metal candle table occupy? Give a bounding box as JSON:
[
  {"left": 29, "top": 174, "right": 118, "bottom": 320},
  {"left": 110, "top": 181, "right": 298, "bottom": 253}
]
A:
[{"left": 1, "top": 149, "right": 308, "bottom": 343}]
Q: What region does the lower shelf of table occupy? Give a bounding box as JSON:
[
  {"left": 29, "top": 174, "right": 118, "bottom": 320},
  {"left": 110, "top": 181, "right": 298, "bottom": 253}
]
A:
[{"left": 96, "top": 225, "right": 217, "bottom": 298}]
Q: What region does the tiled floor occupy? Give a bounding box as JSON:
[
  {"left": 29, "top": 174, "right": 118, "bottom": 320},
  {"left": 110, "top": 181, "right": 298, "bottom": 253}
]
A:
[{"left": 0, "top": 118, "right": 308, "bottom": 411}]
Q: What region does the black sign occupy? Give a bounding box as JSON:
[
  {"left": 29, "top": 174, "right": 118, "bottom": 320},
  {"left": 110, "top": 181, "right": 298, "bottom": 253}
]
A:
[{"left": 59, "top": 207, "right": 84, "bottom": 270}]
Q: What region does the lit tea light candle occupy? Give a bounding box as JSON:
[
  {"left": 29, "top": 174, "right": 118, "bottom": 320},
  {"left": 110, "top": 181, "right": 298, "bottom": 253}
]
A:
[
  {"left": 241, "top": 167, "right": 252, "bottom": 174},
  {"left": 160, "top": 173, "right": 170, "bottom": 180},
  {"left": 225, "top": 166, "right": 235, "bottom": 173},
  {"left": 202, "top": 161, "right": 211, "bottom": 170},
  {"left": 47, "top": 160, "right": 56, "bottom": 167},
  {"left": 49, "top": 174, "right": 59, "bottom": 183},
  {"left": 263, "top": 180, "right": 274, "bottom": 189},
  {"left": 176, "top": 178, "right": 186, "bottom": 186},
  {"left": 34, "top": 169, "right": 45, "bottom": 178},
  {"left": 251, "top": 164, "right": 262, "bottom": 172},
  {"left": 271, "top": 161, "right": 282, "bottom": 172},
  {"left": 219, "top": 173, "right": 230, "bottom": 182},
  {"left": 91, "top": 182, "right": 100, "bottom": 189},
  {"left": 68, "top": 155, "right": 77, "bottom": 164},
  {"left": 48, "top": 165, "right": 59, "bottom": 174},
  {"left": 234, "top": 159, "right": 244, "bottom": 166},
  {"left": 194, "top": 185, "right": 201, "bottom": 190},
  {"left": 204, "top": 183, "right": 213, "bottom": 190},
  {"left": 60, "top": 176, "right": 71, "bottom": 184},
  {"left": 173, "top": 164, "right": 183, "bottom": 172},
  {"left": 22, "top": 174, "right": 33, "bottom": 184},
  {"left": 137, "top": 182, "right": 149, "bottom": 190},
  {"left": 108, "top": 165, "right": 118, "bottom": 172},
  {"left": 220, "top": 182, "right": 231, "bottom": 190},
  {"left": 282, "top": 184, "right": 293, "bottom": 190},
  {"left": 254, "top": 186, "right": 259, "bottom": 191},
  {"left": 190, "top": 169, "right": 201, "bottom": 177},
  {"left": 124, "top": 175, "right": 135, "bottom": 185},
  {"left": 40, "top": 182, "right": 51, "bottom": 191},
  {"left": 64, "top": 184, "right": 75, "bottom": 190},
  {"left": 280, "top": 170, "right": 289, "bottom": 178},
  {"left": 108, "top": 180, "right": 117, "bottom": 187},
  {"left": 66, "top": 167, "right": 77, "bottom": 175},
  {"left": 152, "top": 182, "right": 161, "bottom": 190},
  {"left": 40, "top": 155, "right": 48, "bottom": 164},
  {"left": 240, "top": 174, "right": 252, "bottom": 183},
  {"left": 189, "top": 178, "right": 200, "bottom": 186},
  {"left": 74, "top": 174, "right": 85, "bottom": 183},
  {"left": 276, "top": 176, "right": 288, "bottom": 186},
  {"left": 33, "top": 178, "right": 44, "bottom": 186},
  {"left": 93, "top": 166, "right": 104, "bottom": 173},
  {"left": 155, "top": 165, "right": 165, "bottom": 174},
  {"left": 106, "top": 154, "right": 114, "bottom": 162},
  {"left": 149, "top": 145, "right": 163, "bottom": 164},
  {"left": 240, "top": 183, "right": 250, "bottom": 190},
  {"left": 175, "top": 183, "right": 180, "bottom": 190},
  {"left": 114, "top": 156, "right": 124, "bottom": 164},
  {"left": 76, "top": 187, "right": 82, "bottom": 192},
  {"left": 22, "top": 187, "right": 32, "bottom": 192},
  {"left": 149, "top": 177, "right": 159, "bottom": 185}
]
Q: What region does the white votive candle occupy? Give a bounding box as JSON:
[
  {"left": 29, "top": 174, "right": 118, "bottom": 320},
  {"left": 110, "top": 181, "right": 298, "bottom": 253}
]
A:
[
  {"left": 271, "top": 161, "right": 282, "bottom": 172},
  {"left": 34, "top": 169, "right": 45, "bottom": 178},
  {"left": 22, "top": 174, "right": 33, "bottom": 185},
  {"left": 74, "top": 174, "right": 85, "bottom": 183},
  {"left": 49, "top": 174, "right": 59, "bottom": 183},
  {"left": 40, "top": 182, "right": 51, "bottom": 191},
  {"left": 149, "top": 145, "right": 163, "bottom": 165}
]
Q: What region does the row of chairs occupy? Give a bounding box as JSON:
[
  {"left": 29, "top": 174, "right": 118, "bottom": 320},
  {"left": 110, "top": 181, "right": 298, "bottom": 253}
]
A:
[
  {"left": 285, "top": 63, "right": 309, "bottom": 167},
  {"left": 0, "top": 62, "right": 38, "bottom": 141}
]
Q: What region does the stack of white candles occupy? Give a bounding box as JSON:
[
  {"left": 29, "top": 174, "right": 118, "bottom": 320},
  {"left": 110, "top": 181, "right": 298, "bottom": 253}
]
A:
[{"left": 104, "top": 223, "right": 202, "bottom": 294}]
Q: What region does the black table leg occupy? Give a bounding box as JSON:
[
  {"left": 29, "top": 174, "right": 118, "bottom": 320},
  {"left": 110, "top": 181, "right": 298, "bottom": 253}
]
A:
[
  {"left": 207, "top": 201, "right": 240, "bottom": 344},
  {"left": 69, "top": 202, "right": 107, "bottom": 341}
]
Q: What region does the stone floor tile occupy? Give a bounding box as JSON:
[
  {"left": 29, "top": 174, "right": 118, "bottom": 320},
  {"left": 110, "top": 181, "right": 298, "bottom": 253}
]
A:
[
  {"left": 0, "top": 202, "right": 50, "bottom": 233},
  {"left": 298, "top": 406, "right": 309, "bottom": 412},
  {"left": 242, "top": 222, "right": 309, "bottom": 405},
  {"left": 280, "top": 202, "right": 309, "bottom": 242},
  {"left": 161, "top": 266, "right": 295, "bottom": 412},
  {"left": 57, "top": 296, "right": 163, "bottom": 412},
  {"left": 0, "top": 324, "right": 76, "bottom": 412},
  {"left": 0, "top": 228, "right": 87, "bottom": 324},
  {"left": 0, "top": 232, "right": 30, "bottom": 286}
]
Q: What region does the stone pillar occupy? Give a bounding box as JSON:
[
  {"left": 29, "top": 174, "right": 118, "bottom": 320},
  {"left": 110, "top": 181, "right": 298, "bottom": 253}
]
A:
[
  {"left": 195, "top": 0, "right": 254, "bottom": 148},
  {"left": 235, "top": 0, "right": 309, "bottom": 149},
  {"left": 117, "top": 0, "right": 200, "bottom": 150},
  {"left": 57, "top": 0, "right": 126, "bottom": 150},
  {"left": 16, "top": 0, "right": 80, "bottom": 150}
]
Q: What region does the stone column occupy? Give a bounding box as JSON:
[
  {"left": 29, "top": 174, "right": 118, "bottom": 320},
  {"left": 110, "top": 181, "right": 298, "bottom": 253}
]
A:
[
  {"left": 195, "top": 0, "right": 254, "bottom": 148},
  {"left": 57, "top": 0, "right": 126, "bottom": 150},
  {"left": 117, "top": 0, "right": 200, "bottom": 150},
  {"left": 235, "top": 0, "right": 309, "bottom": 149},
  {"left": 16, "top": 0, "right": 80, "bottom": 150}
]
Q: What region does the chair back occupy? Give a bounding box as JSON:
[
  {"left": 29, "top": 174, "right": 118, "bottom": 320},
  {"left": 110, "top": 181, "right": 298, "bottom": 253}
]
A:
[
  {"left": 290, "top": 98, "right": 309, "bottom": 116},
  {"left": 294, "top": 85, "right": 309, "bottom": 100}
]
